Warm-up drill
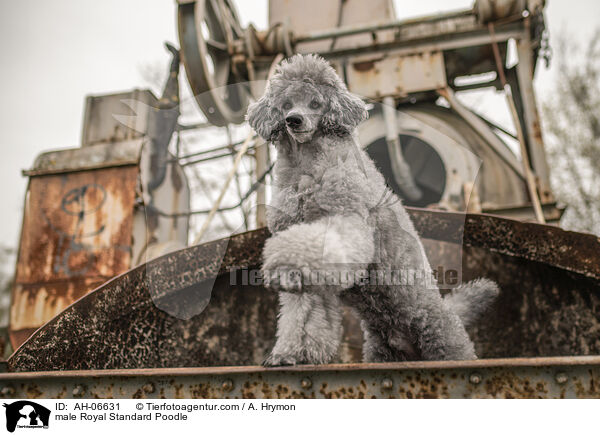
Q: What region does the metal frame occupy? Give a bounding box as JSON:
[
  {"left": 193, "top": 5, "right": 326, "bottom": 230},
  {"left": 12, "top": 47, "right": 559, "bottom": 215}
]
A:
[
  {"left": 1, "top": 356, "right": 599, "bottom": 399},
  {"left": 176, "top": 0, "right": 557, "bottom": 225},
  {"left": 514, "top": 19, "right": 553, "bottom": 202}
]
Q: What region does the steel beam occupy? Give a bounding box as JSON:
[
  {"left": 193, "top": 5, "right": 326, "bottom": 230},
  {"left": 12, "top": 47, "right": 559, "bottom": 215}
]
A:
[
  {"left": 515, "top": 18, "right": 553, "bottom": 202},
  {"left": 1, "top": 356, "right": 599, "bottom": 399}
]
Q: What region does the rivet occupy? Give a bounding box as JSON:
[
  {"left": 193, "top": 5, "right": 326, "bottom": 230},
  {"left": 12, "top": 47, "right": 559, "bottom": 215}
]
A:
[
  {"left": 222, "top": 379, "right": 234, "bottom": 392},
  {"left": 381, "top": 378, "right": 393, "bottom": 389},
  {"left": 300, "top": 378, "right": 312, "bottom": 389},
  {"left": 1, "top": 386, "right": 15, "bottom": 396},
  {"left": 555, "top": 372, "right": 568, "bottom": 385},
  {"left": 469, "top": 373, "right": 482, "bottom": 385},
  {"left": 72, "top": 385, "right": 86, "bottom": 397},
  {"left": 142, "top": 382, "right": 155, "bottom": 394}
]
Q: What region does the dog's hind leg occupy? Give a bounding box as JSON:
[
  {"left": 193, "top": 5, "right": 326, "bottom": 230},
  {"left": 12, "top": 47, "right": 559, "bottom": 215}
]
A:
[
  {"left": 348, "top": 282, "right": 477, "bottom": 361},
  {"left": 407, "top": 290, "right": 477, "bottom": 361},
  {"left": 263, "top": 291, "right": 343, "bottom": 366},
  {"left": 362, "top": 321, "right": 419, "bottom": 362},
  {"left": 362, "top": 327, "right": 391, "bottom": 362}
]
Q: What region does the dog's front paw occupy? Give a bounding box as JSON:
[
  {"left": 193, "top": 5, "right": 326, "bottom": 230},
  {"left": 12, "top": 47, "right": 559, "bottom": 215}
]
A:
[
  {"left": 262, "top": 352, "right": 303, "bottom": 367},
  {"left": 262, "top": 268, "right": 304, "bottom": 292},
  {"left": 262, "top": 231, "right": 315, "bottom": 292}
]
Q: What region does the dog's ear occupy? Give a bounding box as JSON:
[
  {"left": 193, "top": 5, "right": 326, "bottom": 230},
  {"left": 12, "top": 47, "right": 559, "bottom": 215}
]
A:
[
  {"left": 246, "top": 93, "right": 284, "bottom": 142},
  {"left": 321, "top": 87, "right": 368, "bottom": 135}
]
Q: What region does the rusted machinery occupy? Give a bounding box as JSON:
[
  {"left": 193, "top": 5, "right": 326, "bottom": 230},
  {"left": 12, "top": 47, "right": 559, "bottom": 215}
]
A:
[
  {"left": 178, "top": 0, "right": 558, "bottom": 220},
  {"left": 2, "top": 0, "right": 600, "bottom": 399},
  {"left": 10, "top": 81, "right": 190, "bottom": 348}
]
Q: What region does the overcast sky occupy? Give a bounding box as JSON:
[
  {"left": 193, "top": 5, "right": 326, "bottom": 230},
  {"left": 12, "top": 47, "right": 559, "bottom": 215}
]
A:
[{"left": 0, "top": 0, "right": 598, "bottom": 248}]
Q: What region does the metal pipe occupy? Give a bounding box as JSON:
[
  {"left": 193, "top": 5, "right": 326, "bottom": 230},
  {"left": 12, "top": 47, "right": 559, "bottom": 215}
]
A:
[
  {"left": 146, "top": 43, "right": 181, "bottom": 192},
  {"left": 176, "top": 121, "right": 211, "bottom": 131},
  {"left": 319, "top": 27, "right": 523, "bottom": 60},
  {"left": 382, "top": 97, "right": 422, "bottom": 201},
  {"left": 180, "top": 150, "right": 248, "bottom": 166},
  {"left": 292, "top": 8, "right": 473, "bottom": 44},
  {"left": 175, "top": 138, "right": 255, "bottom": 162}
]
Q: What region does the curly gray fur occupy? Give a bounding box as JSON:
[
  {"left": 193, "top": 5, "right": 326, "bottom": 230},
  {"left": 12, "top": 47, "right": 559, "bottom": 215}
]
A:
[{"left": 247, "top": 54, "right": 499, "bottom": 365}]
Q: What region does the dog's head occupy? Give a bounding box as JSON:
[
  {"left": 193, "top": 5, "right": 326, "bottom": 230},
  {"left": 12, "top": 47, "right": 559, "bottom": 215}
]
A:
[{"left": 246, "top": 54, "right": 368, "bottom": 144}]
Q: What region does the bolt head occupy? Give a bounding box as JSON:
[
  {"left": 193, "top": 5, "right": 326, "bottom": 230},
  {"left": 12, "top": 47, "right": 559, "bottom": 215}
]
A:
[
  {"left": 300, "top": 378, "right": 312, "bottom": 389},
  {"left": 222, "top": 379, "right": 234, "bottom": 392},
  {"left": 381, "top": 378, "right": 393, "bottom": 389},
  {"left": 555, "top": 372, "right": 568, "bottom": 385},
  {"left": 142, "top": 382, "right": 155, "bottom": 394},
  {"left": 469, "top": 373, "right": 482, "bottom": 385}
]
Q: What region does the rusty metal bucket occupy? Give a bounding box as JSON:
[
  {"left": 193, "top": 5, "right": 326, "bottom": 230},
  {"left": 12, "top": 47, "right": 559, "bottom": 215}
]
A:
[{"left": 2, "top": 208, "right": 600, "bottom": 398}]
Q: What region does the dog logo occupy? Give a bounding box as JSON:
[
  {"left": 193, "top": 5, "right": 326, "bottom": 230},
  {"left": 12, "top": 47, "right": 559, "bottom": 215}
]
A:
[{"left": 3, "top": 401, "right": 50, "bottom": 432}]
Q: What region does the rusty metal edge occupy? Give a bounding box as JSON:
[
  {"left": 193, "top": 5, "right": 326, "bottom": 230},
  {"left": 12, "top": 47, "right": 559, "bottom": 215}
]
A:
[
  {"left": 407, "top": 207, "right": 600, "bottom": 280},
  {"left": 8, "top": 209, "right": 599, "bottom": 367},
  {"left": 22, "top": 161, "right": 139, "bottom": 177},
  {"left": 25, "top": 139, "right": 144, "bottom": 176},
  {"left": 2, "top": 356, "right": 600, "bottom": 380}
]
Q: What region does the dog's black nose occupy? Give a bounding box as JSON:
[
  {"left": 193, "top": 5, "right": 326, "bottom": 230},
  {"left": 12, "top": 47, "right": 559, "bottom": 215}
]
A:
[{"left": 285, "top": 115, "right": 303, "bottom": 128}]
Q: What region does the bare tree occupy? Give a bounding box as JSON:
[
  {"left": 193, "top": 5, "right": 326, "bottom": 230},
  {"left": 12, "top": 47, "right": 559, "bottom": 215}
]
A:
[{"left": 542, "top": 30, "right": 600, "bottom": 235}]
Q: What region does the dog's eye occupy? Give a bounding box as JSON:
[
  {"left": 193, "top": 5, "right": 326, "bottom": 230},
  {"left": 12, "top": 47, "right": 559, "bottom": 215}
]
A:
[
  {"left": 310, "top": 100, "right": 321, "bottom": 109},
  {"left": 283, "top": 101, "right": 292, "bottom": 110}
]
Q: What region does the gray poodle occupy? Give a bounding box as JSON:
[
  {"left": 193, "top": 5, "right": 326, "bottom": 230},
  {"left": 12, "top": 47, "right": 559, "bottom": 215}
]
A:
[{"left": 247, "top": 54, "right": 499, "bottom": 366}]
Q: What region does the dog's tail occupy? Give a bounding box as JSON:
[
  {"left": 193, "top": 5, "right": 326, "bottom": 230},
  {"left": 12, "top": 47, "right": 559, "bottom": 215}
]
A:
[{"left": 444, "top": 278, "right": 499, "bottom": 328}]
